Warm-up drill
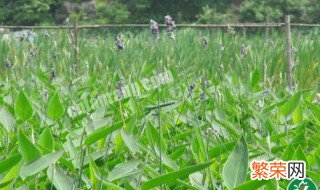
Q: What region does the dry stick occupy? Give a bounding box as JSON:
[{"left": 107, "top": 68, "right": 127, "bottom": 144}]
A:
[{"left": 285, "top": 15, "right": 293, "bottom": 89}]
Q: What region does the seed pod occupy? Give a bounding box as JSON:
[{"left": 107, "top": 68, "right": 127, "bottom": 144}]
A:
[
  {"left": 241, "top": 44, "right": 248, "bottom": 57},
  {"left": 44, "top": 30, "right": 50, "bottom": 37},
  {"left": 188, "top": 84, "right": 195, "bottom": 93},
  {"left": 267, "top": 40, "right": 275, "bottom": 48},
  {"left": 219, "top": 43, "right": 225, "bottom": 52},
  {"left": 115, "top": 36, "right": 124, "bottom": 50},
  {"left": 208, "top": 126, "right": 222, "bottom": 138},
  {"left": 291, "top": 46, "right": 297, "bottom": 56},
  {"left": 50, "top": 68, "right": 55, "bottom": 82},
  {"left": 4, "top": 58, "right": 11, "bottom": 68},
  {"left": 24, "top": 61, "right": 29, "bottom": 67},
  {"left": 73, "top": 64, "right": 78, "bottom": 73},
  {"left": 202, "top": 37, "right": 208, "bottom": 48},
  {"left": 116, "top": 78, "right": 125, "bottom": 98},
  {"left": 199, "top": 92, "right": 205, "bottom": 102},
  {"left": 29, "top": 48, "right": 36, "bottom": 57},
  {"left": 258, "top": 100, "right": 264, "bottom": 110},
  {"left": 43, "top": 90, "right": 49, "bottom": 102},
  {"left": 227, "top": 25, "right": 236, "bottom": 35}
]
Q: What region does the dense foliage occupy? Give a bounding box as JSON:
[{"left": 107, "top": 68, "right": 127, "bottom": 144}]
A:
[
  {"left": 0, "top": 27, "right": 319, "bottom": 189},
  {"left": 1, "top": 0, "right": 320, "bottom": 25}
]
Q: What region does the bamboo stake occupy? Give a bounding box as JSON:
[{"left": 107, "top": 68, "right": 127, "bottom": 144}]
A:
[{"left": 285, "top": 15, "right": 293, "bottom": 88}]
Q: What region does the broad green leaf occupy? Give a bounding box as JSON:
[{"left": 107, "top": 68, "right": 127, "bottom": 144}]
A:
[
  {"left": 233, "top": 180, "right": 270, "bottom": 190},
  {"left": 293, "top": 146, "right": 308, "bottom": 166},
  {"left": 250, "top": 69, "right": 260, "bottom": 90},
  {"left": 292, "top": 104, "right": 303, "bottom": 124},
  {"left": 209, "top": 141, "right": 237, "bottom": 158},
  {"left": 47, "top": 165, "right": 74, "bottom": 190},
  {"left": 0, "top": 161, "right": 22, "bottom": 190},
  {"left": 279, "top": 92, "right": 301, "bottom": 117},
  {"left": 89, "top": 157, "right": 125, "bottom": 190},
  {"left": 0, "top": 154, "right": 22, "bottom": 175},
  {"left": 291, "top": 130, "right": 306, "bottom": 144},
  {"left": 263, "top": 100, "right": 287, "bottom": 113},
  {"left": 107, "top": 160, "right": 140, "bottom": 182},
  {"left": 20, "top": 150, "right": 64, "bottom": 179},
  {"left": 304, "top": 100, "right": 320, "bottom": 120},
  {"left": 121, "top": 129, "right": 140, "bottom": 154},
  {"left": 314, "top": 154, "right": 320, "bottom": 170},
  {"left": 280, "top": 144, "right": 294, "bottom": 160},
  {"left": 18, "top": 131, "right": 41, "bottom": 163},
  {"left": 194, "top": 129, "right": 206, "bottom": 163},
  {"left": 176, "top": 179, "right": 198, "bottom": 190},
  {"left": 47, "top": 94, "right": 64, "bottom": 121},
  {"left": 189, "top": 172, "right": 207, "bottom": 190},
  {"left": 38, "top": 127, "right": 54, "bottom": 153},
  {"left": 14, "top": 91, "right": 33, "bottom": 122},
  {"left": 222, "top": 136, "right": 248, "bottom": 189},
  {"left": 0, "top": 180, "right": 13, "bottom": 189},
  {"left": 306, "top": 170, "right": 320, "bottom": 184},
  {"left": 141, "top": 161, "right": 213, "bottom": 190},
  {"left": 85, "top": 116, "right": 132, "bottom": 146},
  {"left": 89, "top": 157, "right": 99, "bottom": 189},
  {"left": 146, "top": 121, "right": 167, "bottom": 152},
  {"left": 0, "top": 106, "right": 15, "bottom": 131},
  {"left": 169, "top": 146, "right": 187, "bottom": 160},
  {"left": 265, "top": 180, "right": 277, "bottom": 190},
  {"left": 154, "top": 146, "right": 179, "bottom": 170}
]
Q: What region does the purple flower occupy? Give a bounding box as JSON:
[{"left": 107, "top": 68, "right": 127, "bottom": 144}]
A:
[
  {"left": 150, "top": 19, "right": 159, "bottom": 40},
  {"left": 116, "top": 77, "right": 125, "bottom": 98},
  {"left": 164, "top": 15, "right": 176, "bottom": 39},
  {"left": 199, "top": 92, "right": 205, "bottom": 102}
]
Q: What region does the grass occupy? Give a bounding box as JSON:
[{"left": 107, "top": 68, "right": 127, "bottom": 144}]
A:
[{"left": 0, "top": 27, "right": 319, "bottom": 189}]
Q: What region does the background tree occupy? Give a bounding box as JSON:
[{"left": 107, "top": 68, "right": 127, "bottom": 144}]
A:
[{"left": 0, "top": 0, "right": 319, "bottom": 25}]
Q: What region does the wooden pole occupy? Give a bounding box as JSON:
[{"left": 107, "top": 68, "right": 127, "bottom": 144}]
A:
[
  {"left": 73, "top": 20, "right": 78, "bottom": 75},
  {"left": 265, "top": 14, "right": 270, "bottom": 39},
  {"left": 285, "top": 15, "right": 293, "bottom": 88}
]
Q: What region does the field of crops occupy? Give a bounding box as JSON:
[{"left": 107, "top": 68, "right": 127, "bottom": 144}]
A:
[{"left": 0, "top": 27, "right": 320, "bottom": 189}]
